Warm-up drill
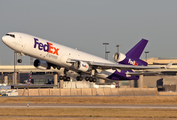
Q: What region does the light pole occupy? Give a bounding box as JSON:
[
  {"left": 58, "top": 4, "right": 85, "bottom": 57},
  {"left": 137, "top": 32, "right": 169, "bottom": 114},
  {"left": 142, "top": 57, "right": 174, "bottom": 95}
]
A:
[
  {"left": 13, "top": 51, "right": 17, "bottom": 84},
  {"left": 30, "top": 57, "right": 33, "bottom": 65},
  {"left": 145, "top": 51, "right": 149, "bottom": 62},
  {"left": 106, "top": 51, "right": 110, "bottom": 60},
  {"left": 116, "top": 45, "right": 120, "bottom": 87},
  {"left": 116, "top": 45, "right": 120, "bottom": 53},
  {"left": 103, "top": 43, "right": 109, "bottom": 60}
]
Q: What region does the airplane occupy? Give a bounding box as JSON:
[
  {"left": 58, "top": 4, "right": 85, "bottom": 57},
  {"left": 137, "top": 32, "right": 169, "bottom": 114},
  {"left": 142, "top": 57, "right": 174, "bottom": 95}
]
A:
[
  {"left": 24, "top": 71, "right": 32, "bottom": 85},
  {"left": 2, "top": 32, "right": 172, "bottom": 82}
]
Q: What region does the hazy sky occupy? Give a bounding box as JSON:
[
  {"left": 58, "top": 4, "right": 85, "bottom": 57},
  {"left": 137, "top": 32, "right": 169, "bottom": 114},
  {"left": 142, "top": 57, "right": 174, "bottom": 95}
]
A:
[{"left": 0, "top": 0, "right": 177, "bottom": 65}]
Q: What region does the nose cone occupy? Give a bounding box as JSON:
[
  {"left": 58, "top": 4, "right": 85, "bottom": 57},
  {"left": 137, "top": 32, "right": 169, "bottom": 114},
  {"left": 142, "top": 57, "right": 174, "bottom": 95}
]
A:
[{"left": 2, "top": 36, "right": 7, "bottom": 44}]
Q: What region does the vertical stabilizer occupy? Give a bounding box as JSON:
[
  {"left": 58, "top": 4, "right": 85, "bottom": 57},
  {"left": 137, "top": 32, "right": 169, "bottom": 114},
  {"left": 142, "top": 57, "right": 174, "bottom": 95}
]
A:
[{"left": 126, "top": 39, "right": 148, "bottom": 59}]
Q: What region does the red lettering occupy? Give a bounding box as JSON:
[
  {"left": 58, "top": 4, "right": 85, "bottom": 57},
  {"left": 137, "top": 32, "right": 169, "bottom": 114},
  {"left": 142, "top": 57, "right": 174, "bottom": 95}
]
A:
[
  {"left": 53, "top": 47, "right": 59, "bottom": 55},
  {"left": 48, "top": 42, "right": 54, "bottom": 54},
  {"left": 134, "top": 61, "right": 139, "bottom": 66},
  {"left": 47, "top": 42, "right": 59, "bottom": 56}
]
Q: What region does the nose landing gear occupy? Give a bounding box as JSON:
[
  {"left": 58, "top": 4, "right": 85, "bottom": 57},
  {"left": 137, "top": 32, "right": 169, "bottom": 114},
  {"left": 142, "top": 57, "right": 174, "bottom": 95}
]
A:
[
  {"left": 17, "top": 52, "right": 24, "bottom": 63},
  {"left": 17, "top": 59, "right": 22, "bottom": 63}
]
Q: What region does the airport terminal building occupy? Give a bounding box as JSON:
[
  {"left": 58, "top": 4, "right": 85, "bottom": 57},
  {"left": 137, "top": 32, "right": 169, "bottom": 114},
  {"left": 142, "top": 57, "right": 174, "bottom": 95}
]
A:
[{"left": 142, "top": 57, "right": 177, "bottom": 91}]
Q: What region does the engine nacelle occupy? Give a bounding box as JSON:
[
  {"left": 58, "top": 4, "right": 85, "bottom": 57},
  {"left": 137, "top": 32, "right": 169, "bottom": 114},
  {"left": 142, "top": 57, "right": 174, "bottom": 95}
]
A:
[
  {"left": 34, "top": 59, "right": 51, "bottom": 69},
  {"left": 74, "top": 61, "right": 90, "bottom": 72},
  {"left": 113, "top": 52, "right": 126, "bottom": 63}
]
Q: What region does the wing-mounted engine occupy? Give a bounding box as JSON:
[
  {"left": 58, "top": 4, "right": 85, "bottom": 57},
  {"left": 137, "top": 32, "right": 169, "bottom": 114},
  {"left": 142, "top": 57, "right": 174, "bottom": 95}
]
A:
[
  {"left": 34, "top": 59, "right": 51, "bottom": 69},
  {"left": 74, "top": 61, "right": 91, "bottom": 72},
  {"left": 113, "top": 52, "right": 126, "bottom": 63}
]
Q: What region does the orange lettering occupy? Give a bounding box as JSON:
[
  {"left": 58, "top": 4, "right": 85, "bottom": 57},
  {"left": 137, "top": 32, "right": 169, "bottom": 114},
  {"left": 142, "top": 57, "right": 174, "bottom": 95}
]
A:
[
  {"left": 48, "top": 42, "right": 53, "bottom": 54},
  {"left": 53, "top": 47, "right": 59, "bottom": 55}
]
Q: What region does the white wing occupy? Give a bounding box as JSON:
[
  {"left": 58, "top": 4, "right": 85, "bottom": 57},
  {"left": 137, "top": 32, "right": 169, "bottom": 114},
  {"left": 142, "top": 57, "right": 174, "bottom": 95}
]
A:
[{"left": 67, "top": 59, "right": 172, "bottom": 70}]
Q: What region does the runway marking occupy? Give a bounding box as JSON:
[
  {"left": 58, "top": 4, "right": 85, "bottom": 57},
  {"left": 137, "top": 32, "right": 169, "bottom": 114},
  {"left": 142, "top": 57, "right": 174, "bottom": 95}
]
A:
[{"left": 0, "top": 104, "right": 177, "bottom": 109}]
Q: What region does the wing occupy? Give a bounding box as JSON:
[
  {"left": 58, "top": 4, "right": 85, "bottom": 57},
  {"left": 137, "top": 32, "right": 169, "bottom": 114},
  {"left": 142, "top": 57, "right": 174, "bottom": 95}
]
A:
[
  {"left": 89, "top": 61, "right": 165, "bottom": 70},
  {"left": 67, "top": 59, "right": 172, "bottom": 70}
]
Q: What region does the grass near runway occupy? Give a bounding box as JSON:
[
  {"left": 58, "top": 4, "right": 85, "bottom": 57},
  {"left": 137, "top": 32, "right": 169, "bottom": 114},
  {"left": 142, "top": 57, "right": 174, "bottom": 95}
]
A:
[
  {"left": 2, "top": 117, "right": 177, "bottom": 120},
  {"left": 0, "top": 96, "right": 177, "bottom": 104},
  {"left": 1, "top": 96, "right": 177, "bottom": 119},
  {"left": 0, "top": 108, "right": 177, "bottom": 118}
]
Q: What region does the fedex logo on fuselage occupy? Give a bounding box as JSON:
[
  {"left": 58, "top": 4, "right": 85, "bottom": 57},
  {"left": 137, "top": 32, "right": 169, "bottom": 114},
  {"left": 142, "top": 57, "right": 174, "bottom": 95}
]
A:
[
  {"left": 34, "top": 38, "right": 59, "bottom": 55},
  {"left": 128, "top": 59, "right": 139, "bottom": 66},
  {"left": 82, "top": 64, "right": 88, "bottom": 68}
]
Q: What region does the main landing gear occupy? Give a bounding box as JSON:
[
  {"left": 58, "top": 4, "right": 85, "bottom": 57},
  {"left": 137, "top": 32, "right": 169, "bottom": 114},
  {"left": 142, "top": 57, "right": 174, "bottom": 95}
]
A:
[
  {"left": 75, "top": 72, "right": 95, "bottom": 82},
  {"left": 76, "top": 76, "right": 83, "bottom": 81},
  {"left": 59, "top": 69, "right": 71, "bottom": 81},
  {"left": 59, "top": 74, "right": 96, "bottom": 82},
  {"left": 59, "top": 76, "right": 70, "bottom": 81},
  {"left": 85, "top": 76, "right": 96, "bottom": 82}
]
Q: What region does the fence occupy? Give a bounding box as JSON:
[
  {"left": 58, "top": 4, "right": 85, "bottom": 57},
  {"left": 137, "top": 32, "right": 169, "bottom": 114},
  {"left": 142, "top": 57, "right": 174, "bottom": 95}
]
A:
[{"left": 17, "top": 88, "right": 158, "bottom": 96}]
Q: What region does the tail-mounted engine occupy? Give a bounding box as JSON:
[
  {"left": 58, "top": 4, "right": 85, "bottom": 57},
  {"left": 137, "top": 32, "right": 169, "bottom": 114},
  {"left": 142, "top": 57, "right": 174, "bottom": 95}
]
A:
[
  {"left": 74, "top": 61, "right": 90, "bottom": 72},
  {"left": 113, "top": 52, "right": 126, "bottom": 62},
  {"left": 34, "top": 59, "right": 51, "bottom": 69},
  {"left": 113, "top": 52, "right": 146, "bottom": 66}
]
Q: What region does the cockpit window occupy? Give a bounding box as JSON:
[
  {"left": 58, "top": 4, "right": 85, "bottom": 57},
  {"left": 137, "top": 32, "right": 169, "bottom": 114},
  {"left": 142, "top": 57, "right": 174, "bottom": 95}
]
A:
[{"left": 6, "top": 34, "right": 15, "bottom": 38}]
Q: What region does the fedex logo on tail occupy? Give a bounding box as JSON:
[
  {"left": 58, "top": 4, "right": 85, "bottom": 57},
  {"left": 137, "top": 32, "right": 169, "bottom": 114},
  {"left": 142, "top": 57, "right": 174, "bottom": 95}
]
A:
[
  {"left": 34, "top": 38, "right": 59, "bottom": 55},
  {"left": 128, "top": 59, "right": 139, "bottom": 66}
]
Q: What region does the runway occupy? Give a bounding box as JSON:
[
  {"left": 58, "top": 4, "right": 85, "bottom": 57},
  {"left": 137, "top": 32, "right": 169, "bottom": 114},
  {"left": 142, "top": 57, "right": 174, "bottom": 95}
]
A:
[{"left": 0, "top": 103, "right": 177, "bottom": 109}]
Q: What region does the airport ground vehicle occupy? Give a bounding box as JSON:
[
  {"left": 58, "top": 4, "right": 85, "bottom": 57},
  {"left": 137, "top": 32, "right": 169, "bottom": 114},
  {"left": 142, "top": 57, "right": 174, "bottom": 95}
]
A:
[{"left": 0, "top": 90, "right": 18, "bottom": 96}]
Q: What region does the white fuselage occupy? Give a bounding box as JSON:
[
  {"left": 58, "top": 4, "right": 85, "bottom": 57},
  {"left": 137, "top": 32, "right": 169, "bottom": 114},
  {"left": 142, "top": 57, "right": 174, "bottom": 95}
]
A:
[{"left": 2, "top": 32, "right": 115, "bottom": 80}]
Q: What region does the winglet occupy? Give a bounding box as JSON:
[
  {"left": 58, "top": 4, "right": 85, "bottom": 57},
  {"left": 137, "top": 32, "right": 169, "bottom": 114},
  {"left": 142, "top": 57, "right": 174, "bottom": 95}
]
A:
[{"left": 165, "top": 61, "right": 174, "bottom": 69}]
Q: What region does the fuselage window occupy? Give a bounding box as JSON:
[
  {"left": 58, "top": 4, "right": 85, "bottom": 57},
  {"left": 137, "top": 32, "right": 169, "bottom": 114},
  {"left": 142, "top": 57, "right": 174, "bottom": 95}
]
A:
[{"left": 6, "top": 34, "right": 15, "bottom": 38}]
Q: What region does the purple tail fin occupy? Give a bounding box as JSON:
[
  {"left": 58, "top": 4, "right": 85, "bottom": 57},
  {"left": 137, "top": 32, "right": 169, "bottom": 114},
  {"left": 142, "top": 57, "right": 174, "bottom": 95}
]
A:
[{"left": 126, "top": 39, "right": 148, "bottom": 59}]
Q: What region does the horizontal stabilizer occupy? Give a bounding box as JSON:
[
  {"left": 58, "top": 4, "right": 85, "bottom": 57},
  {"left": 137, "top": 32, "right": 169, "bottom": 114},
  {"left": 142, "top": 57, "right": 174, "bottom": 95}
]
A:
[
  {"left": 165, "top": 61, "right": 174, "bottom": 69},
  {"left": 127, "top": 71, "right": 160, "bottom": 76}
]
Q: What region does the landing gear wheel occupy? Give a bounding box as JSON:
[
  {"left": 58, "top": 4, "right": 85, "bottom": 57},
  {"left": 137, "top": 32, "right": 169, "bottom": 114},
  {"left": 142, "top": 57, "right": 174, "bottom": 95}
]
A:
[
  {"left": 66, "top": 77, "right": 70, "bottom": 81},
  {"left": 59, "top": 76, "right": 63, "bottom": 80},
  {"left": 76, "top": 76, "right": 80, "bottom": 81},
  {"left": 63, "top": 76, "right": 67, "bottom": 81},
  {"left": 93, "top": 78, "right": 96, "bottom": 82},
  {"left": 89, "top": 77, "right": 93, "bottom": 82},
  {"left": 85, "top": 76, "right": 89, "bottom": 81},
  {"left": 76, "top": 76, "right": 83, "bottom": 81},
  {"left": 17, "top": 59, "right": 22, "bottom": 63}
]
